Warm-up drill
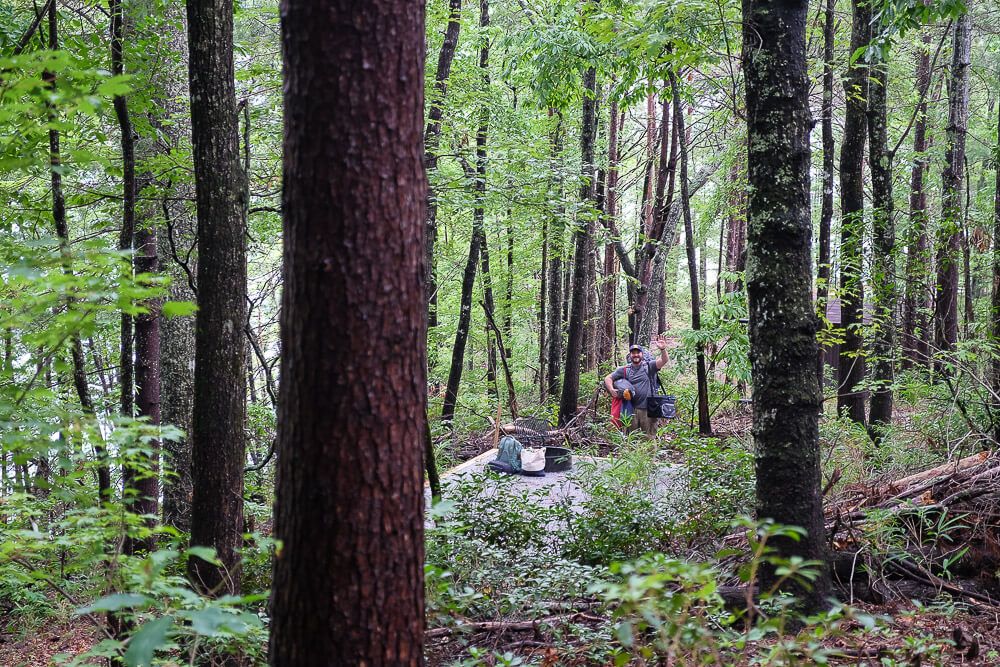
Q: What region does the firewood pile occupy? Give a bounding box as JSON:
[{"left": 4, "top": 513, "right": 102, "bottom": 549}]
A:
[{"left": 825, "top": 450, "right": 1000, "bottom": 608}]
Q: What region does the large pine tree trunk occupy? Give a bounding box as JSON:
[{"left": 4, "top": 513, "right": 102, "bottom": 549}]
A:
[
  {"left": 186, "top": 0, "right": 247, "bottom": 598},
  {"left": 743, "top": 0, "right": 831, "bottom": 612},
  {"left": 867, "top": 51, "right": 896, "bottom": 438},
  {"left": 558, "top": 65, "right": 597, "bottom": 426},
  {"left": 837, "top": 0, "right": 870, "bottom": 426},
  {"left": 270, "top": 1, "right": 426, "bottom": 662},
  {"left": 902, "top": 33, "right": 933, "bottom": 371},
  {"left": 425, "top": 0, "right": 463, "bottom": 334},
  {"left": 935, "top": 11, "right": 971, "bottom": 371},
  {"left": 816, "top": 0, "right": 835, "bottom": 388}
]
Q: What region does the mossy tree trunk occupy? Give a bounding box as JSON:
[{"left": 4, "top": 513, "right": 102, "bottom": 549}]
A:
[{"left": 743, "top": 0, "right": 831, "bottom": 612}]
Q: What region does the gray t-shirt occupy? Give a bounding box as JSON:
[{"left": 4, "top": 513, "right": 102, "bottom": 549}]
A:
[{"left": 611, "top": 361, "right": 655, "bottom": 409}]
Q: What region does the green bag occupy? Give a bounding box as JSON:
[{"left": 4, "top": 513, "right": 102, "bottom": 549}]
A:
[{"left": 495, "top": 436, "right": 523, "bottom": 473}]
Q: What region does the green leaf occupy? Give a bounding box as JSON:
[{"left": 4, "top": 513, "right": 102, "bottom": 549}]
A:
[
  {"left": 185, "top": 607, "right": 242, "bottom": 636},
  {"left": 161, "top": 300, "right": 198, "bottom": 318},
  {"left": 76, "top": 593, "right": 152, "bottom": 614},
  {"left": 186, "top": 545, "right": 222, "bottom": 566},
  {"left": 124, "top": 616, "right": 173, "bottom": 667}
]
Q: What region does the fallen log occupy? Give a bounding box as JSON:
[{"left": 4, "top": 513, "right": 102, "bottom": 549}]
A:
[
  {"left": 878, "top": 450, "right": 992, "bottom": 495},
  {"left": 425, "top": 612, "right": 588, "bottom": 639}
]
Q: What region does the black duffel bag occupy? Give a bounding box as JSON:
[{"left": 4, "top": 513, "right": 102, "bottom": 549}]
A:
[{"left": 646, "top": 394, "right": 677, "bottom": 419}]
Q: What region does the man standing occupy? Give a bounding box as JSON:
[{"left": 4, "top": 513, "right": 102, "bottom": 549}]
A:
[{"left": 604, "top": 334, "right": 670, "bottom": 435}]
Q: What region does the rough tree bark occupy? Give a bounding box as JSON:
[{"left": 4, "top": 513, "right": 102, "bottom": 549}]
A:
[
  {"left": 743, "top": 0, "right": 831, "bottom": 612},
  {"left": 670, "top": 72, "right": 711, "bottom": 435},
  {"left": 186, "top": 0, "right": 247, "bottom": 597},
  {"left": 867, "top": 48, "right": 896, "bottom": 439},
  {"left": 934, "top": 11, "right": 971, "bottom": 372},
  {"left": 558, "top": 64, "right": 597, "bottom": 427},
  {"left": 270, "top": 0, "right": 426, "bottom": 662},
  {"left": 425, "top": 0, "right": 463, "bottom": 333},
  {"left": 816, "top": 0, "right": 835, "bottom": 388},
  {"left": 902, "top": 32, "right": 933, "bottom": 371},
  {"left": 837, "top": 0, "right": 870, "bottom": 426}
]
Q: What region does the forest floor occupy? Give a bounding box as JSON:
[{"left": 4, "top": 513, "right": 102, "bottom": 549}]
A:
[
  {"left": 4, "top": 406, "right": 997, "bottom": 665},
  {"left": 0, "top": 616, "right": 97, "bottom": 667},
  {"left": 425, "top": 403, "right": 1000, "bottom": 665},
  {"left": 424, "top": 604, "right": 999, "bottom": 665}
]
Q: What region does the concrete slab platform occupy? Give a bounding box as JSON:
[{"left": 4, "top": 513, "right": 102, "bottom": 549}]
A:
[{"left": 425, "top": 448, "right": 686, "bottom": 529}]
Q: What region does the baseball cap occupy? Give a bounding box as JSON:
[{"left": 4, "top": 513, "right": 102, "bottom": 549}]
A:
[{"left": 628, "top": 344, "right": 642, "bottom": 352}]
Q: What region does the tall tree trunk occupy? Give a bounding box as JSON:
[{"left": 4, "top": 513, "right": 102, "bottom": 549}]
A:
[
  {"left": 270, "top": 0, "right": 426, "bottom": 661},
  {"left": 544, "top": 114, "right": 564, "bottom": 401},
  {"left": 599, "top": 99, "right": 620, "bottom": 364},
  {"left": 962, "top": 176, "right": 974, "bottom": 334},
  {"left": 599, "top": 98, "right": 619, "bottom": 363},
  {"left": 504, "top": 202, "right": 514, "bottom": 359},
  {"left": 633, "top": 96, "right": 671, "bottom": 338},
  {"left": 558, "top": 65, "right": 597, "bottom": 426},
  {"left": 539, "top": 207, "right": 548, "bottom": 400},
  {"left": 992, "top": 98, "right": 1000, "bottom": 445},
  {"left": 441, "top": 217, "right": 484, "bottom": 421},
  {"left": 935, "top": 11, "right": 971, "bottom": 371},
  {"left": 46, "top": 1, "right": 110, "bottom": 501},
  {"left": 817, "top": 0, "right": 835, "bottom": 388},
  {"left": 111, "top": 0, "right": 160, "bottom": 553},
  {"left": 837, "top": 0, "right": 870, "bottom": 426},
  {"left": 475, "top": 0, "right": 496, "bottom": 400},
  {"left": 111, "top": 0, "right": 135, "bottom": 427},
  {"left": 150, "top": 2, "right": 196, "bottom": 533},
  {"left": 186, "top": 0, "right": 247, "bottom": 599},
  {"left": 743, "top": 0, "right": 831, "bottom": 612},
  {"left": 671, "top": 72, "right": 710, "bottom": 435},
  {"left": 903, "top": 32, "right": 933, "bottom": 370},
  {"left": 441, "top": 226, "right": 480, "bottom": 424},
  {"left": 724, "top": 158, "right": 747, "bottom": 294},
  {"left": 425, "top": 0, "right": 463, "bottom": 335},
  {"left": 867, "top": 49, "right": 896, "bottom": 439}
]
